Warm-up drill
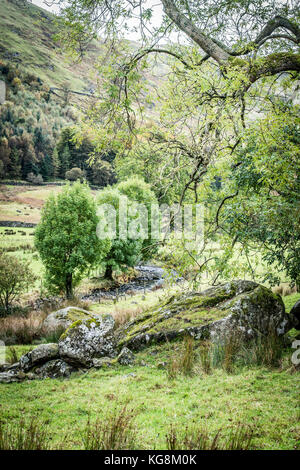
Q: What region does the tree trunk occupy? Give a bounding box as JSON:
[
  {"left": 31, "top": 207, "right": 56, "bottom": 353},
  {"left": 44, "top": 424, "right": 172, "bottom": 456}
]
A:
[
  {"left": 104, "top": 265, "right": 113, "bottom": 280},
  {"left": 65, "top": 273, "right": 73, "bottom": 299}
]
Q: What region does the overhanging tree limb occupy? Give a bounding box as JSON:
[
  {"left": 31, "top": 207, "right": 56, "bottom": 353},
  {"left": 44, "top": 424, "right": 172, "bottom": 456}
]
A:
[{"left": 161, "top": 0, "right": 230, "bottom": 63}]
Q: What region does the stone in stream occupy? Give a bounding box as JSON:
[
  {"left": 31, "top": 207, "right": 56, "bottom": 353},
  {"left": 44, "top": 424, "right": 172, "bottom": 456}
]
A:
[{"left": 115, "top": 280, "right": 291, "bottom": 351}]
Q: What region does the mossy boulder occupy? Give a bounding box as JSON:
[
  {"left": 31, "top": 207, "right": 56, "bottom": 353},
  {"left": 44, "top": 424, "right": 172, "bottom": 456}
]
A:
[
  {"left": 42, "top": 306, "right": 100, "bottom": 333},
  {"left": 58, "top": 314, "right": 115, "bottom": 367},
  {"left": 116, "top": 280, "right": 290, "bottom": 351}
]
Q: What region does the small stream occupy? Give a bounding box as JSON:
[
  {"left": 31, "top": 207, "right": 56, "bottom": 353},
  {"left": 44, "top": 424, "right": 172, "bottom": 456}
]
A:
[{"left": 81, "top": 265, "right": 182, "bottom": 302}]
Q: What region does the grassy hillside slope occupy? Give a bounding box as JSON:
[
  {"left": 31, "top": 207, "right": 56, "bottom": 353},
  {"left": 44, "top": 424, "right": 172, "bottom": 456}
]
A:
[{"left": 0, "top": 0, "right": 102, "bottom": 90}]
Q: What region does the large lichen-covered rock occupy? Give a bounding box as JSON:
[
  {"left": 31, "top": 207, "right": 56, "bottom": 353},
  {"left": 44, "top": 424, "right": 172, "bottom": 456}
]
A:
[
  {"left": 42, "top": 306, "right": 99, "bottom": 332},
  {"left": 20, "top": 343, "right": 59, "bottom": 372},
  {"left": 35, "top": 359, "right": 75, "bottom": 379},
  {"left": 116, "top": 280, "right": 290, "bottom": 351},
  {"left": 58, "top": 314, "right": 116, "bottom": 367}
]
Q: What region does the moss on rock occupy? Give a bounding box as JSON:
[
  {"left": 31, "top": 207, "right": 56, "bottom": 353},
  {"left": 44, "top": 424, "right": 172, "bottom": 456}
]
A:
[{"left": 116, "top": 280, "right": 290, "bottom": 351}]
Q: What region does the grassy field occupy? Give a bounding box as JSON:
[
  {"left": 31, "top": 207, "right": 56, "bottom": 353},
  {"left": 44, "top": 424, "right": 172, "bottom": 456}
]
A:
[
  {"left": 0, "top": 184, "right": 63, "bottom": 223},
  {"left": 0, "top": 265, "right": 299, "bottom": 450},
  {"left": 0, "top": 339, "right": 299, "bottom": 450}
]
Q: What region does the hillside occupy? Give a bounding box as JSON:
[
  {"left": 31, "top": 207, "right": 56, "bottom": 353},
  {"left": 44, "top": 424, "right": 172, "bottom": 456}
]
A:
[
  {"left": 0, "top": 0, "right": 167, "bottom": 183},
  {"left": 0, "top": 0, "right": 103, "bottom": 91},
  {"left": 0, "top": 0, "right": 167, "bottom": 98}
]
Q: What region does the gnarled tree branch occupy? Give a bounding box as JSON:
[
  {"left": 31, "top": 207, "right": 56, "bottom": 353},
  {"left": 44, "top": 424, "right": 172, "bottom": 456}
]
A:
[{"left": 161, "top": 0, "right": 230, "bottom": 63}]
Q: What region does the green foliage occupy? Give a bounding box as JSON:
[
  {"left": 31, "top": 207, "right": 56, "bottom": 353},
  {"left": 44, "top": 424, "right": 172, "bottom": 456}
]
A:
[
  {"left": 0, "top": 63, "right": 76, "bottom": 180},
  {"left": 222, "top": 108, "right": 300, "bottom": 286},
  {"left": 0, "top": 253, "right": 36, "bottom": 315},
  {"left": 96, "top": 187, "right": 142, "bottom": 279},
  {"left": 65, "top": 167, "right": 86, "bottom": 182},
  {"left": 56, "top": 126, "right": 116, "bottom": 185},
  {"left": 117, "top": 176, "right": 159, "bottom": 259},
  {"left": 35, "top": 182, "right": 111, "bottom": 297}
]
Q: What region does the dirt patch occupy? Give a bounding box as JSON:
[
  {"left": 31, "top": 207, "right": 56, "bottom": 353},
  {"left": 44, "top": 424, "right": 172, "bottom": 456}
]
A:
[{"left": 14, "top": 195, "right": 44, "bottom": 208}]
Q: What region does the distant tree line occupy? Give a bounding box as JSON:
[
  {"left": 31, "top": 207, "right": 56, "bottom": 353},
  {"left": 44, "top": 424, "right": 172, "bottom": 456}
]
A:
[{"left": 0, "top": 62, "right": 116, "bottom": 187}]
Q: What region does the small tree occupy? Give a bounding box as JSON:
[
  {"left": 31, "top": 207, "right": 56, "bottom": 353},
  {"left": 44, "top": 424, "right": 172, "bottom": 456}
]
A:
[
  {"left": 0, "top": 254, "right": 36, "bottom": 315},
  {"left": 117, "top": 177, "right": 159, "bottom": 259},
  {"left": 65, "top": 167, "right": 86, "bottom": 182},
  {"left": 27, "top": 172, "right": 43, "bottom": 184},
  {"left": 35, "top": 182, "right": 111, "bottom": 298},
  {"left": 51, "top": 147, "right": 59, "bottom": 178},
  {"left": 97, "top": 187, "right": 143, "bottom": 280}
]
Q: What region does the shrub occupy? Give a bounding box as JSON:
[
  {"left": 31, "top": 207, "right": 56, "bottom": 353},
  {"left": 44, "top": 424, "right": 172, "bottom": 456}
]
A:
[
  {"left": 65, "top": 167, "right": 86, "bottom": 182},
  {"left": 26, "top": 172, "right": 43, "bottom": 184},
  {"left": 0, "top": 254, "right": 36, "bottom": 315}
]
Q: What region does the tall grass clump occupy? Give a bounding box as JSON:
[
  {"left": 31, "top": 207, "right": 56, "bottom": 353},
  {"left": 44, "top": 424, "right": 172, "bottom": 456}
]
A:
[
  {"left": 0, "top": 311, "right": 46, "bottom": 345},
  {"left": 166, "top": 423, "right": 253, "bottom": 450},
  {"left": 210, "top": 332, "right": 242, "bottom": 373},
  {"left": 167, "top": 335, "right": 195, "bottom": 379},
  {"left": 237, "top": 331, "right": 284, "bottom": 368},
  {"left": 209, "top": 328, "right": 285, "bottom": 371},
  {"left": 82, "top": 404, "right": 137, "bottom": 450},
  {"left": 198, "top": 341, "right": 212, "bottom": 374},
  {"left": 0, "top": 416, "right": 50, "bottom": 450}
]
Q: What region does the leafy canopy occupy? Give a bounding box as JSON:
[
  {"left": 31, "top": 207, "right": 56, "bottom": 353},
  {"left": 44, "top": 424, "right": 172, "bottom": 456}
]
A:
[{"left": 35, "top": 181, "right": 111, "bottom": 297}]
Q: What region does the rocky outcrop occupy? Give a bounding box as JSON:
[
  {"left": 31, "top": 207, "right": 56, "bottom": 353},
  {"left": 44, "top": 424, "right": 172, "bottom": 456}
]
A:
[
  {"left": 0, "top": 370, "right": 38, "bottom": 384},
  {"left": 0, "top": 282, "right": 294, "bottom": 383},
  {"left": 117, "top": 347, "right": 135, "bottom": 366},
  {"left": 20, "top": 343, "right": 59, "bottom": 372},
  {"left": 42, "top": 306, "right": 101, "bottom": 332},
  {"left": 116, "top": 280, "right": 290, "bottom": 351},
  {"left": 58, "top": 314, "right": 116, "bottom": 367},
  {"left": 35, "top": 360, "right": 75, "bottom": 379}
]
